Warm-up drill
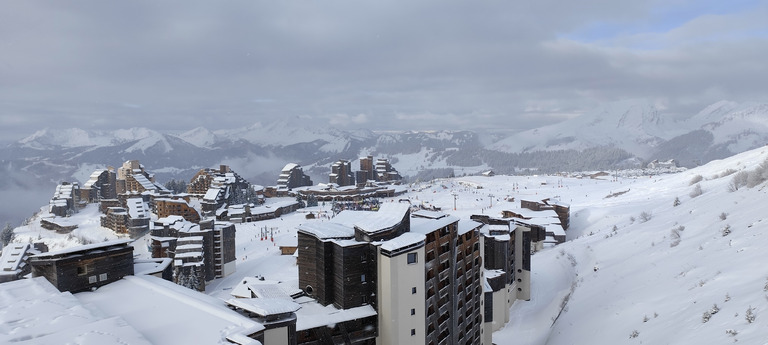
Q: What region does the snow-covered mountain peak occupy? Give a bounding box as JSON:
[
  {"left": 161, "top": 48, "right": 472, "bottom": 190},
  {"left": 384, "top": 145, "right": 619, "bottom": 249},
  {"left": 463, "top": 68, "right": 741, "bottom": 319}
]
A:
[
  {"left": 489, "top": 100, "right": 671, "bottom": 157},
  {"left": 112, "top": 127, "right": 158, "bottom": 143},
  {"left": 177, "top": 127, "right": 218, "bottom": 148},
  {"left": 18, "top": 128, "right": 110, "bottom": 149}
]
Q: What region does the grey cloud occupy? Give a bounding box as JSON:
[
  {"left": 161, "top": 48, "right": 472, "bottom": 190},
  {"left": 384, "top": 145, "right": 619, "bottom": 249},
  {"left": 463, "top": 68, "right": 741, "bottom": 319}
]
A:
[{"left": 1, "top": 1, "right": 766, "bottom": 140}]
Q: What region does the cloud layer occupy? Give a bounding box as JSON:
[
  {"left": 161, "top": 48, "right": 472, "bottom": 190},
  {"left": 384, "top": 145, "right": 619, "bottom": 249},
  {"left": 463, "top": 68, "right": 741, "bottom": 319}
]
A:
[{"left": 1, "top": 1, "right": 766, "bottom": 140}]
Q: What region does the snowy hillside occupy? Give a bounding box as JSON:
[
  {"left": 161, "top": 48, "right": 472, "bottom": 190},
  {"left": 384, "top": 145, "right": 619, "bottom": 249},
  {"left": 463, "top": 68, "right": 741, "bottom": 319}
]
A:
[
  {"left": 490, "top": 100, "right": 768, "bottom": 164},
  {"left": 496, "top": 146, "right": 768, "bottom": 344},
  {"left": 488, "top": 100, "right": 675, "bottom": 157},
  {"left": 4, "top": 145, "right": 767, "bottom": 344}
]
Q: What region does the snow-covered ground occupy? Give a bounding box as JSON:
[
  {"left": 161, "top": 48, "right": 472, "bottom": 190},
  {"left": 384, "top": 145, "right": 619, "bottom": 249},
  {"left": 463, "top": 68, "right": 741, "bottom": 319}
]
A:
[{"left": 5, "top": 145, "right": 768, "bottom": 344}]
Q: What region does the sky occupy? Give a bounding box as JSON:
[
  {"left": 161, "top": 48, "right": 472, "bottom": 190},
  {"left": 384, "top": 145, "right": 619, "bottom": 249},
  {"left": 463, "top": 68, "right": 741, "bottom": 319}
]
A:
[{"left": 1, "top": 0, "right": 767, "bottom": 141}]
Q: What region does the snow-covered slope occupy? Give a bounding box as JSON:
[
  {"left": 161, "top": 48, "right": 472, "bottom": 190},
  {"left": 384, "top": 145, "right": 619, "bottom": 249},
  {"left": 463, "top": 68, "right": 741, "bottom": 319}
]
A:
[
  {"left": 490, "top": 100, "right": 768, "bottom": 164},
  {"left": 176, "top": 127, "right": 222, "bottom": 148},
  {"left": 216, "top": 122, "right": 374, "bottom": 153},
  {"left": 496, "top": 146, "right": 768, "bottom": 344},
  {"left": 489, "top": 100, "right": 675, "bottom": 157},
  {"left": 4, "top": 145, "right": 767, "bottom": 344}
]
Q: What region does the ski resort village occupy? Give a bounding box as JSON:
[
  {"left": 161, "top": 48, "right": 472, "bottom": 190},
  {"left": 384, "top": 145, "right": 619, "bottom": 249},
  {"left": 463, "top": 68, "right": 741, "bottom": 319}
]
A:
[{"left": 1, "top": 145, "right": 767, "bottom": 344}]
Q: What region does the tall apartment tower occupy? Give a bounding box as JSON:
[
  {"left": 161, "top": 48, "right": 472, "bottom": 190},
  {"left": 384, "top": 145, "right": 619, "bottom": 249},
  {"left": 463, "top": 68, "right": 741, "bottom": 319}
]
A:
[
  {"left": 296, "top": 204, "right": 486, "bottom": 344},
  {"left": 277, "top": 163, "right": 313, "bottom": 190},
  {"left": 329, "top": 160, "right": 355, "bottom": 186},
  {"left": 357, "top": 156, "right": 376, "bottom": 185}
]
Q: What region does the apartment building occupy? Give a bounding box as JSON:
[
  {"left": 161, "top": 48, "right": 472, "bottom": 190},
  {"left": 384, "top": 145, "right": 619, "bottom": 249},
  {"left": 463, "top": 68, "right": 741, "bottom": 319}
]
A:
[
  {"left": 80, "top": 168, "right": 117, "bottom": 203},
  {"left": 277, "top": 163, "right": 313, "bottom": 191},
  {"left": 328, "top": 160, "right": 355, "bottom": 187},
  {"left": 296, "top": 203, "right": 489, "bottom": 344}
]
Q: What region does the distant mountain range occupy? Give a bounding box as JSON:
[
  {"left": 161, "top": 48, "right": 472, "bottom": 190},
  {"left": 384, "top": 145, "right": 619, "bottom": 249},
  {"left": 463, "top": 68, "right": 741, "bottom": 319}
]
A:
[{"left": 1, "top": 100, "right": 767, "bottom": 226}]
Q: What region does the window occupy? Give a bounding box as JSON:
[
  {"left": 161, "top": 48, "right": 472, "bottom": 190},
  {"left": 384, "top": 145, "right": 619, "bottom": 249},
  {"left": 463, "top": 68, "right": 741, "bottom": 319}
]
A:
[
  {"left": 411, "top": 308, "right": 416, "bottom": 315},
  {"left": 407, "top": 252, "right": 418, "bottom": 264},
  {"left": 99, "top": 273, "right": 108, "bottom": 282},
  {"left": 361, "top": 274, "right": 366, "bottom": 282},
  {"left": 88, "top": 276, "right": 97, "bottom": 284},
  {"left": 411, "top": 329, "right": 416, "bottom": 336},
  {"left": 412, "top": 287, "right": 417, "bottom": 294}
]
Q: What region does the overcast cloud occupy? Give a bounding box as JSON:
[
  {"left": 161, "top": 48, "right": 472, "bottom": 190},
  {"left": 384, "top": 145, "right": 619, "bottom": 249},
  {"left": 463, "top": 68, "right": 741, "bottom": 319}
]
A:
[{"left": 1, "top": 0, "right": 767, "bottom": 141}]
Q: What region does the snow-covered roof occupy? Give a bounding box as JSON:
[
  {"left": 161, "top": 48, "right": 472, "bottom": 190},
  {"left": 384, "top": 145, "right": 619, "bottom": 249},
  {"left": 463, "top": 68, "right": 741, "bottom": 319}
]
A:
[
  {"left": 52, "top": 183, "right": 75, "bottom": 199},
  {"left": 488, "top": 224, "right": 510, "bottom": 232},
  {"left": 547, "top": 199, "right": 570, "bottom": 208},
  {"left": 505, "top": 207, "right": 559, "bottom": 219},
  {"left": 126, "top": 198, "right": 150, "bottom": 219},
  {"left": 76, "top": 275, "right": 265, "bottom": 344},
  {"left": 83, "top": 169, "right": 108, "bottom": 188},
  {"left": 380, "top": 232, "right": 425, "bottom": 253},
  {"left": 227, "top": 298, "right": 301, "bottom": 317},
  {"left": 132, "top": 174, "right": 156, "bottom": 191},
  {"left": 412, "top": 210, "right": 448, "bottom": 219},
  {"left": 294, "top": 299, "right": 377, "bottom": 331},
  {"left": 282, "top": 163, "right": 299, "bottom": 172},
  {"left": 204, "top": 188, "right": 222, "bottom": 201},
  {"left": 458, "top": 219, "right": 483, "bottom": 236},
  {"left": 32, "top": 239, "right": 132, "bottom": 259},
  {"left": 298, "top": 222, "right": 355, "bottom": 240},
  {"left": 352, "top": 203, "right": 410, "bottom": 235},
  {"left": 133, "top": 258, "right": 172, "bottom": 276},
  {"left": 0, "top": 243, "right": 30, "bottom": 273},
  {"left": 155, "top": 215, "right": 186, "bottom": 226},
  {"left": 409, "top": 214, "right": 460, "bottom": 235},
  {"left": 0, "top": 277, "right": 152, "bottom": 345}
]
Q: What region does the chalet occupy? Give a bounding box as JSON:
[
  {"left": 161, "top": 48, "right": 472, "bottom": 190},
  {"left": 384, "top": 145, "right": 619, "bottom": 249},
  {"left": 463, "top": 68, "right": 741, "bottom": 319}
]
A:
[
  {"left": 40, "top": 217, "right": 78, "bottom": 233},
  {"left": 29, "top": 239, "right": 134, "bottom": 293}
]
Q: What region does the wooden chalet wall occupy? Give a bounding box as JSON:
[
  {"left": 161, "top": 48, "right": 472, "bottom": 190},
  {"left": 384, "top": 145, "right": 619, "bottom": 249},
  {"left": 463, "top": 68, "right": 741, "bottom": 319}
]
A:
[
  {"left": 30, "top": 245, "right": 134, "bottom": 293},
  {"left": 297, "top": 233, "right": 335, "bottom": 306},
  {"left": 332, "top": 242, "right": 376, "bottom": 310},
  {"left": 296, "top": 314, "right": 377, "bottom": 345}
]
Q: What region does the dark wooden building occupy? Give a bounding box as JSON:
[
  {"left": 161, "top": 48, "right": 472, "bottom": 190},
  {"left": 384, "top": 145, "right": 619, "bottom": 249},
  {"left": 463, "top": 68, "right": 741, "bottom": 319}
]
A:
[
  {"left": 29, "top": 239, "right": 134, "bottom": 293},
  {"left": 298, "top": 222, "right": 378, "bottom": 309}
]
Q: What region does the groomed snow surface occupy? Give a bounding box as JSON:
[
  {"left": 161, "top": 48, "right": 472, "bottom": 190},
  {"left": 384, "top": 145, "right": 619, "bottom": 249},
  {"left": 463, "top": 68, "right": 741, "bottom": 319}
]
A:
[{"left": 5, "top": 145, "right": 768, "bottom": 344}]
